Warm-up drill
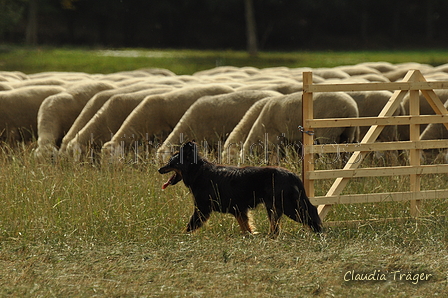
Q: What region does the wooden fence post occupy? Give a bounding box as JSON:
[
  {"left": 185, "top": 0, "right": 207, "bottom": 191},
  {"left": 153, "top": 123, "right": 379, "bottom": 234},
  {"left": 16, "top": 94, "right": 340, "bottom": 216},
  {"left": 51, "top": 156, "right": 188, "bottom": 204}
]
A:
[
  {"left": 302, "top": 72, "right": 315, "bottom": 200},
  {"left": 409, "top": 89, "right": 421, "bottom": 217}
]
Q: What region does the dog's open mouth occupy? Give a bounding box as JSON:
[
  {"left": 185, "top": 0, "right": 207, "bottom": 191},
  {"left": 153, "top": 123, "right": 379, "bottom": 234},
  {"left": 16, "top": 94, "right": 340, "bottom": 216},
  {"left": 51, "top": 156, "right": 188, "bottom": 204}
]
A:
[{"left": 159, "top": 168, "right": 183, "bottom": 189}]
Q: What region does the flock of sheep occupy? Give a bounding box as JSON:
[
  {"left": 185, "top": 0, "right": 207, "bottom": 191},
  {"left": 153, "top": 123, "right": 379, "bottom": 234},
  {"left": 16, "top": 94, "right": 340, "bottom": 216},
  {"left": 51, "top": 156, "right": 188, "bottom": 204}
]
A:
[{"left": 1, "top": 61, "right": 448, "bottom": 163}]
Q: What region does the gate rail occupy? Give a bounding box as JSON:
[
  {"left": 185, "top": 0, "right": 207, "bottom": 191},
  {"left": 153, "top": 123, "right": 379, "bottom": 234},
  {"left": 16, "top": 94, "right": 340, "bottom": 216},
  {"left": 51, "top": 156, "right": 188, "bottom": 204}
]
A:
[{"left": 301, "top": 70, "right": 448, "bottom": 220}]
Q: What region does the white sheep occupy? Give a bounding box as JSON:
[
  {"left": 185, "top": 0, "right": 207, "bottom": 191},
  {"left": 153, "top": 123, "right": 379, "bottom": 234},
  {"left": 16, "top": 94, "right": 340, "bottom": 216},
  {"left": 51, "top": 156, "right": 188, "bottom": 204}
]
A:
[
  {"left": 193, "top": 66, "right": 259, "bottom": 77},
  {"left": 398, "top": 89, "right": 448, "bottom": 141},
  {"left": 35, "top": 80, "right": 115, "bottom": 159},
  {"left": 335, "top": 65, "right": 382, "bottom": 76},
  {"left": 0, "top": 82, "right": 13, "bottom": 91},
  {"left": 0, "top": 71, "right": 28, "bottom": 82},
  {"left": 312, "top": 68, "right": 350, "bottom": 80},
  {"left": 235, "top": 82, "right": 303, "bottom": 94},
  {"left": 0, "top": 86, "right": 65, "bottom": 143},
  {"left": 346, "top": 90, "right": 401, "bottom": 142},
  {"left": 63, "top": 87, "right": 175, "bottom": 159},
  {"left": 156, "top": 90, "right": 281, "bottom": 161},
  {"left": 356, "top": 61, "right": 397, "bottom": 73},
  {"left": 28, "top": 71, "right": 92, "bottom": 82},
  {"left": 222, "top": 96, "right": 276, "bottom": 162},
  {"left": 241, "top": 92, "right": 359, "bottom": 162},
  {"left": 113, "top": 76, "right": 186, "bottom": 88},
  {"left": 59, "top": 82, "right": 177, "bottom": 154},
  {"left": 419, "top": 99, "right": 448, "bottom": 163},
  {"left": 10, "top": 78, "right": 67, "bottom": 88},
  {"left": 101, "top": 84, "right": 234, "bottom": 158},
  {"left": 383, "top": 62, "right": 434, "bottom": 82}
]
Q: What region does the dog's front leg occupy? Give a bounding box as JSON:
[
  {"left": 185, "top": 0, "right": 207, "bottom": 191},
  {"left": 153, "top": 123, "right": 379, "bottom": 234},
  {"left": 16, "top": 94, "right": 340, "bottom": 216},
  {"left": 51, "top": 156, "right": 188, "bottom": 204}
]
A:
[{"left": 186, "top": 207, "right": 211, "bottom": 232}]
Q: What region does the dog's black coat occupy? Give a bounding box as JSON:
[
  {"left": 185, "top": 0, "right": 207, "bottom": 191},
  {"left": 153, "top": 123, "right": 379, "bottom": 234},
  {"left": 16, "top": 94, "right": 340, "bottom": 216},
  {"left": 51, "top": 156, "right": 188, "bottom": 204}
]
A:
[{"left": 158, "top": 141, "right": 322, "bottom": 236}]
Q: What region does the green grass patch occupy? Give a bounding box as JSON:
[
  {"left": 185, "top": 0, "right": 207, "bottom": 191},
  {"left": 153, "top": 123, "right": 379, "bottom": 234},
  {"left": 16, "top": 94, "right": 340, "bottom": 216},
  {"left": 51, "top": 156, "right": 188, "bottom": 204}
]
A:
[{"left": 1, "top": 46, "right": 448, "bottom": 75}]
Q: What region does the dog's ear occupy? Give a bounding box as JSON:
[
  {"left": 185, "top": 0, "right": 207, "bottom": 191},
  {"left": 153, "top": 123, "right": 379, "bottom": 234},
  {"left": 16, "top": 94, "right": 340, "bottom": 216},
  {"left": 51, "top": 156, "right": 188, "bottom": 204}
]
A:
[
  {"left": 181, "top": 141, "right": 198, "bottom": 163},
  {"left": 184, "top": 140, "right": 196, "bottom": 148},
  {"left": 181, "top": 141, "right": 196, "bottom": 155},
  {"left": 187, "top": 140, "right": 196, "bottom": 148},
  {"left": 186, "top": 141, "right": 197, "bottom": 152}
]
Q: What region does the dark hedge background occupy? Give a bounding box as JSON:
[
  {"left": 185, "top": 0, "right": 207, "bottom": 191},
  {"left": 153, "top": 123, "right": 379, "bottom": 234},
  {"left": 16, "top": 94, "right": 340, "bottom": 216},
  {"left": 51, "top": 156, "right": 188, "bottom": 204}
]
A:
[{"left": 1, "top": 0, "right": 447, "bottom": 50}]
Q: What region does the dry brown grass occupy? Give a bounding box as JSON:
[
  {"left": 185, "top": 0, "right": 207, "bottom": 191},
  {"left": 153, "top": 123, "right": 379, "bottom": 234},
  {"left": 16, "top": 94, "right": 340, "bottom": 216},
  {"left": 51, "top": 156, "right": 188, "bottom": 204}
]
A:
[{"left": 0, "top": 145, "right": 447, "bottom": 297}]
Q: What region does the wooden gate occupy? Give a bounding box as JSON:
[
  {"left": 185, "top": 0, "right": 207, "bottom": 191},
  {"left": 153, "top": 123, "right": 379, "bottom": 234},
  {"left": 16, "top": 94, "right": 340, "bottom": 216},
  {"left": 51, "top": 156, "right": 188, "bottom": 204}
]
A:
[{"left": 301, "top": 70, "right": 448, "bottom": 220}]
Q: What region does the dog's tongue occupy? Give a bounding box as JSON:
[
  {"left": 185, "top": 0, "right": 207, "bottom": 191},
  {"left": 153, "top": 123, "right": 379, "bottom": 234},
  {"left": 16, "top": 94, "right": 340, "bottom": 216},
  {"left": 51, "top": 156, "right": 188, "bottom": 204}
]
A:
[
  {"left": 161, "top": 174, "right": 175, "bottom": 190},
  {"left": 162, "top": 181, "right": 170, "bottom": 190}
]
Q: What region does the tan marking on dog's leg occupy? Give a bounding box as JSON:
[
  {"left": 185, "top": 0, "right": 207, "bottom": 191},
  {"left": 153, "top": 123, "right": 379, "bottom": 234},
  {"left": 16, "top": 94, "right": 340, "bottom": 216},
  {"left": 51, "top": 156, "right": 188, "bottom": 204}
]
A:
[
  {"left": 236, "top": 211, "right": 255, "bottom": 234},
  {"left": 246, "top": 211, "right": 257, "bottom": 234}
]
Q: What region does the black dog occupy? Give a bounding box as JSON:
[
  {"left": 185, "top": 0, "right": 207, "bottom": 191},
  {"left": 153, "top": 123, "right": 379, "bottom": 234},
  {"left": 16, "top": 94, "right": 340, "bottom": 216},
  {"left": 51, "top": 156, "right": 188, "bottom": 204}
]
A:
[{"left": 158, "top": 141, "right": 322, "bottom": 237}]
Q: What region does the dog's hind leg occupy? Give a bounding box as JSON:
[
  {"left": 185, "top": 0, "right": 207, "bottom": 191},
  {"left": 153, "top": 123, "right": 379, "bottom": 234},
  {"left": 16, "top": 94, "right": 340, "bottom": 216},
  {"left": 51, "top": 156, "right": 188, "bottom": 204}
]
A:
[
  {"left": 266, "top": 208, "right": 282, "bottom": 238},
  {"left": 234, "top": 210, "right": 255, "bottom": 234}
]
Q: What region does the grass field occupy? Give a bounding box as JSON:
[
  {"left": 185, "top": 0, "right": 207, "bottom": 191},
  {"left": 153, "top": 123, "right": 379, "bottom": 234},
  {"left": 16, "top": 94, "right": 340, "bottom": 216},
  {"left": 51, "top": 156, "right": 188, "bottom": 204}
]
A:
[
  {"left": 2, "top": 46, "right": 448, "bottom": 75},
  {"left": 1, "top": 47, "right": 448, "bottom": 297}
]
